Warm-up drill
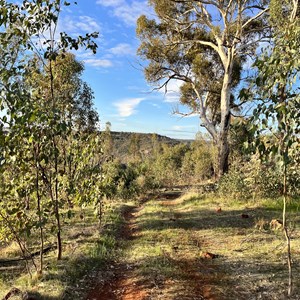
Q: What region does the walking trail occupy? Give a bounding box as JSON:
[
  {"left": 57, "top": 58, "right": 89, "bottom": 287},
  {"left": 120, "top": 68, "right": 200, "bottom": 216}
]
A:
[{"left": 85, "top": 192, "right": 220, "bottom": 300}]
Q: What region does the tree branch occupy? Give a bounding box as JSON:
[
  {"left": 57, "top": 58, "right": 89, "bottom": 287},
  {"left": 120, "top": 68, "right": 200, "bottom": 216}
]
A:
[{"left": 242, "top": 8, "right": 269, "bottom": 30}]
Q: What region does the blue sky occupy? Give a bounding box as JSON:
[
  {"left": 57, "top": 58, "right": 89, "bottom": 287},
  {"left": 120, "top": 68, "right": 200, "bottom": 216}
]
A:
[{"left": 58, "top": 0, "right": 200, "bottom": 139}]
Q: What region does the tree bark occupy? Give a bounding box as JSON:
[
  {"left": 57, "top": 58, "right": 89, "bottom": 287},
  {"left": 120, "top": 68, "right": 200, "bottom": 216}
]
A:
[
  {"left": 217, "top": 123, "right": 230, "bottom": 177},
  {"left": 217, "top": 56, "right": 232, "bottom": 178}
]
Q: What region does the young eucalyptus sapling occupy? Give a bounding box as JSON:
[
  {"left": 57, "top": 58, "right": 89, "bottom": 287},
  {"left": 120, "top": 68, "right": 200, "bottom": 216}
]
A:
[
  {"left": 0, "top": 0, "right": 99, "bottom": 269},
  {"left": 248, "top": 0, "right": 300, "bottom": 295}
]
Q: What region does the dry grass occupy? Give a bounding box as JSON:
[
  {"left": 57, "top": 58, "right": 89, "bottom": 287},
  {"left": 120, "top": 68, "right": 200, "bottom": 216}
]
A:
[
  {"left": 119, "top": 191, "right": 300, "bottom": 299},
  {"left": 0, "top": 202, "right": 127, "bottom": 299},
  {"left": 1, "top": 192, "right": 299, "bottom": 299}
]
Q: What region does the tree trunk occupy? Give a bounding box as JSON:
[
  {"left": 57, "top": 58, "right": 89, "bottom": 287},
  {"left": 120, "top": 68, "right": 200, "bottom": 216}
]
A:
[
  {"left": 55, "top": 159, "right": 62, "bottom": 261},
  {"left": 56, "top": 229, "right": 62, "bottom": 260},
  {"left": 217, "top": 59, "right": 232, "bottom": 178},
  {"left": 217, "top": 125, "right": 230, "bottom": 178}
]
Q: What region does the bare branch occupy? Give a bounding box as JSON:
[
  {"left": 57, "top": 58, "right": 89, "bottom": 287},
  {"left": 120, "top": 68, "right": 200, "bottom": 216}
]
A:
[
  {"left": 291, "top": 0, "right": 299, "bottom": 21},
  {"left": 242, "top": 7, "right": 269, "bottom": 30}
]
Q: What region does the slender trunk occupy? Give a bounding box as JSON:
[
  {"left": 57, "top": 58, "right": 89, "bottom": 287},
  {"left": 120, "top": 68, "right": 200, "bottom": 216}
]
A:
[
  {"left": 218, "top": 63, "right": 232, "bottom": 178},
  {"left": 48, "top": 37, "right": 62, "bottom": 260},
  {"left": 283, "top": 156, "right": 292, "bottom": 296},
  {"left": 98, "top": 198, "right": 105, "bottom": 226},
  {"left": 54, "top": 191, "right": 62, "bottom": 260},
  {"left": 278, "top": 82, "right": 293, "bottom": 296},
  {"left": 35, "top": 144, "right": 44, "bottom": 274},
  {"left": 54, "top": 137, "right": 62, "bottom": 260}
]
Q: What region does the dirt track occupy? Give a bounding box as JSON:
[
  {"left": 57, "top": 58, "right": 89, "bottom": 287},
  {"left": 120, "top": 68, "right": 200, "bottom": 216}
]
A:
[
  {"left": 85, "top": 193, "right": 219, "bottom": 300},
  {"left": 86, "top": 206, "right": 150, "bottom": 300}
]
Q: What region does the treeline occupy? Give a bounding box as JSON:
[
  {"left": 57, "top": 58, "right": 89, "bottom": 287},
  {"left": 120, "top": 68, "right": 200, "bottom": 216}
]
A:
[{"left": 101, "top": 127, "right": 300, "bottom": 199}]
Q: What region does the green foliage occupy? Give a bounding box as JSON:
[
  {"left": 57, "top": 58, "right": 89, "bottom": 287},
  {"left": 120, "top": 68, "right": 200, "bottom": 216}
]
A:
[
  {"left": 247, "top": 1, "right": 300, "bottom": 189},
  {"left": 0, "top": 0, "right": 99, "bottom": 269},
  {"left": 150, "top": 144, "right": 189, "bottom": 186},
  {"left": 128, "top": 133, "right": 141, "bottom": 162},
  {"left": 100, "top": 160, "right": 139, "bottom": 200},
  {"left": 217, "top": 164, "right": 250, "bottom": 200},
  {"left": 244, "top": 6, "right": 300, "bottom": 293},
  {"left": 137, "top": 0, "right": 269, "bottom": 176},
  {"left": 182, "top": 139, "right": 215, "bottom": 181},
  {"left": 136, "top": 137, "right": 216, "bottom": 189},
  {"left": 217, "top": 152, "right": 299, "bottom": 201}
]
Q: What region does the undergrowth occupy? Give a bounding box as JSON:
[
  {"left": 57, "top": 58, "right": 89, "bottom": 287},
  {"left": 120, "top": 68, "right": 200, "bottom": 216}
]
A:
[
  {"left": 1, "top": 191, "right": 299, "bottom": 299},
  {"left": 120, "top": 191, "right": 300, "bottom": 299},
  {"left": 0, "top": 202, "right": 126, "bottom": 299}
]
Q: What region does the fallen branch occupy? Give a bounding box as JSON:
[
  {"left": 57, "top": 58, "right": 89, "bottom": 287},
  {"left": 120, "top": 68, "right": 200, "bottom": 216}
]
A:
[
  {"left": 2, "top": 287, "right": 22, "bottom": 300},
  {"left": 0, "top": 244, "right": 57, "bottom": 265}
]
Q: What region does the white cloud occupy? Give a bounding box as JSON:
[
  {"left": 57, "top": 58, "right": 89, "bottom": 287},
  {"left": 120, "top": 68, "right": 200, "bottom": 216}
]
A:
[
  {"left": 59, "top": 15, "right": 101, "bottom": 35},
  {"left": 96, "top": 0, "right": 152, "bottom": 26},
  {"left": 159, "top": 79, "right": 183, "bottom": 103},
  {"left": 172, "top": 125, "right": 195, "bottom": 131},
  {"left": 78, "top": 16, "right": 101, "bottom": 33},
  {"left": 84, "top": 58, "right": 113, "bottom": 68},
  {"left": 151, "top": 103, "right": 160, "bottom": 108},
  {"left": 96, "top": 0, "right": 124, "bottom": 6},
  {"left": 113, "top": 97, "right": 145, "bottom": 117},
  {"left": 109, "top": 43, "right": 135, "bottom": 56},
  {"left": 76, "top": 50, "right": 95, "bottom": 59}
]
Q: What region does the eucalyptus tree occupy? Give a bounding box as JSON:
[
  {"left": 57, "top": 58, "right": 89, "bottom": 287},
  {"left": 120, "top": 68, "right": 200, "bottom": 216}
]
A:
[
  {"left": 137, "top": 0, "right": 270, "bottom": 177},
  {"left": 0, "top": 0, "right": 98, "bottom": 265},
  {"left": 250, "top": 0, "right": 300, "bottom": 295},
  {"left": 26, "top": 52, "right": 99, "bottom": 132},
  {"left": 23, "top": 52, "right": 100, "bottom": 261}
]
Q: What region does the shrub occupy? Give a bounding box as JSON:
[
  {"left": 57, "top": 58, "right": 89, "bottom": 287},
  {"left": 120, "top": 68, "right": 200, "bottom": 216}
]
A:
[{"left": 217, "top": 167, "right": 250, "bottom": 200}]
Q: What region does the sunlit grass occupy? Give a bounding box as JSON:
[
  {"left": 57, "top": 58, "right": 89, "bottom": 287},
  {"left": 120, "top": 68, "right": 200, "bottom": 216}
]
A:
[
  {"left": 1, "top": 191, "right": 299, "bottom": 299},
  {"left": 124, "top": 191, "right": 300, "bottom": 299},
  {"left": 0, "top": 202, "right": 127, "bottom": 299}
]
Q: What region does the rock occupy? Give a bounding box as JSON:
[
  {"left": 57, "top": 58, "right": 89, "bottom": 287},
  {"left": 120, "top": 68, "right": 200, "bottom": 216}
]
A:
[
  {"left": 202, "top": 252, "right": 218, "bottom": 259},
  {"left": 269, "top": 219, "right": 283, "bottom": 230},
  {"left": 216, "top": 207, "right": 222, "bottom": 213},
  {"left": 241, "top": 213, "right": 249, "bottom": 218}
]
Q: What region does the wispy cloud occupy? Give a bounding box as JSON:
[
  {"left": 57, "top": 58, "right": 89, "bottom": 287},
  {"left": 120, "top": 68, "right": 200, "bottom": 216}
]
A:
[
  {"left": 113, "top": 97, "right": 145, "bottom": 117},
  {"left": 96, "top": 0, "right": 151, "bottom": 26},
  {"left": 172, "top": 125, "right": 196, "bottom": 131},
  {"left": 97, "top": 0, "right": 124, "bottom": 6},
  {"left": 159, "top": 79, "right": 183, "bottom": 103},
  {"left": 84, "top": 58, "right": 113, "bottom": 68},
  {"left": 108, "top": 43, "right": 135, "bottom": 56},
  {"left": 59, "top": 15, "right": 101, "bottom": 35},
  {"left": 151, "top": 103, "right": 160, "bottom": 108}
]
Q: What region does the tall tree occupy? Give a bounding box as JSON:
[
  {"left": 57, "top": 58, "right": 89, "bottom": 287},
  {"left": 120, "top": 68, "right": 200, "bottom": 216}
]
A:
[
  {"left": 137, "top": 0, "right": 269, "bottom": 177},
  {"left": 250, "top": 0, "right": 300, "bottom": 295},
  {"left": 26, "top": 52, "right": 99, "bottom": 132}
]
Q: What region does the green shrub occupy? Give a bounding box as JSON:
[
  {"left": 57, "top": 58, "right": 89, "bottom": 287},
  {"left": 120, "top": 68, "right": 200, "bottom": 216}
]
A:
[
  {"left": 252, "top": 167, "right": 282, "bottom": 198},
  {"left": 217, "top": 167, "right": 250, "bottom": 199}
]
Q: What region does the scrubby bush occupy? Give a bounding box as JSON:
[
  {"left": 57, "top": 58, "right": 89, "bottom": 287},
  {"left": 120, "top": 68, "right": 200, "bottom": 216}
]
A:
[
  {"left": 220, "top": 153, "right": 300, "bottom": 200},
  {"left": 217, "top": 165, "right": 251, "bottom": 199},
  {"left": 100, "top": 160, "right": 139, "bottom": 200},
  {"left": 150, "top": 144, "right": 189, "bottom": 187},
  {"left": 181, "top": 139, "right": 215, "bottom": 182}
]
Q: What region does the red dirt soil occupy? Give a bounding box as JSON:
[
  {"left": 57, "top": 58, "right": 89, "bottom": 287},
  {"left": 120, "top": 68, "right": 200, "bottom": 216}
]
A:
[
  {"left": 85, "top": 207, "right": 150, "bottom": 300},
  {"left": 86, "top": 195, "right": 220, "bottom": 300}
]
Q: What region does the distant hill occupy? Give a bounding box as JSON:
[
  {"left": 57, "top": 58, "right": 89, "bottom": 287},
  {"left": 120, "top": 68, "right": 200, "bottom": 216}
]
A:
[{"left": 102, "top": 131, "right": 193, "bottom": 161}]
